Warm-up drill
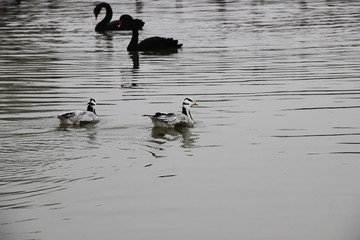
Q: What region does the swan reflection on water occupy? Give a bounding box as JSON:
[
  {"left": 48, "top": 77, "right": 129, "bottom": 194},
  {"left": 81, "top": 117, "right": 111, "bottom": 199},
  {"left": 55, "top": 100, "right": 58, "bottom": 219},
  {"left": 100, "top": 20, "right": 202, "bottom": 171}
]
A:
[
  {"left": 138, "top": 48, "right": 181, "bottom": 55},
  {"left": 129, "top": 51, "right": 139, "bottom": 69},
  {"left": 150, "top": 126, "right": 198, "bottom": 148},
  {"left": 128, "top": 49, "right": 181, "bottom": 70}
]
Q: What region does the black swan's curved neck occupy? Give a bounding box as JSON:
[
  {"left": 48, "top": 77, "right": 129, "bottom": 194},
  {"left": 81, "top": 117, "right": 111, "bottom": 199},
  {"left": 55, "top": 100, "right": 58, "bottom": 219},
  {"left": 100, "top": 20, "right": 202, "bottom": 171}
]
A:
[
  {"left": 95, "top": 3, "right": 113, "bottom": 31},
  {"left": 128, "top": 27, "right": 139, "bottom": 51}
]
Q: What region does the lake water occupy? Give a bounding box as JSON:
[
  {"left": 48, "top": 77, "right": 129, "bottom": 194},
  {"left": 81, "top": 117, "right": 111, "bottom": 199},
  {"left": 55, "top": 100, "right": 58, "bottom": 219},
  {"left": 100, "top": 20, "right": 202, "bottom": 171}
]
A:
[{"left": 1, "top": 0, "right": 360, "bottom": 239}]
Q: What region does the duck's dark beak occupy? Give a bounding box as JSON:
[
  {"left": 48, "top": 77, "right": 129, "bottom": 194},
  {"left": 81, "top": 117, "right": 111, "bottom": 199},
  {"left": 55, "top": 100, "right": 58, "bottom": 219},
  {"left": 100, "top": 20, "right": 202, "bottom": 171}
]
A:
[
  {"left": 118, "top": 20, "right": 123, "bottom": 28},
  {"left": 94, "top": 13, "right": 98, "bottom": 20}
]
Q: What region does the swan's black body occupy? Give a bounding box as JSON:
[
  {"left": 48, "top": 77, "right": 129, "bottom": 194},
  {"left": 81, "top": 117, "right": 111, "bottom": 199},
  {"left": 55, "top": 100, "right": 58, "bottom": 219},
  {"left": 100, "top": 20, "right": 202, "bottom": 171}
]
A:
[{"left": 119, "top": 14, "right": 182, "bottom": 51}]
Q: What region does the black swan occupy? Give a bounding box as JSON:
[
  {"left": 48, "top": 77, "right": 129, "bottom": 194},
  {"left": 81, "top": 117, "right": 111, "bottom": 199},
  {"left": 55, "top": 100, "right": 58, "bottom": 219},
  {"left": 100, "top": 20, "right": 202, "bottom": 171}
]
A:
[
  {"left": 94, "top": 2, "right": 144, "bottom": 32},
  {"left": 119, "top": 14, "right": 182, "bottom": 51}
]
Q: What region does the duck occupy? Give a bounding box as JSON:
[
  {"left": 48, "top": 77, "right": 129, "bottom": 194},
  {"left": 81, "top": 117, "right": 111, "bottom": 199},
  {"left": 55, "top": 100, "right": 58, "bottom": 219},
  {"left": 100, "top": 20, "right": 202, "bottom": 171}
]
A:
[
  {"left": 94, "top": 2, "right": 144, "bottom": 31},
  {"left": 58, "top": 98, "right": 99, "bottom": 126},
  {"left": 144, "top": 98, "right": 198, "bottom": 128},
  {"left": 118, "top": 14, "right": 182, "bottom": 51}
]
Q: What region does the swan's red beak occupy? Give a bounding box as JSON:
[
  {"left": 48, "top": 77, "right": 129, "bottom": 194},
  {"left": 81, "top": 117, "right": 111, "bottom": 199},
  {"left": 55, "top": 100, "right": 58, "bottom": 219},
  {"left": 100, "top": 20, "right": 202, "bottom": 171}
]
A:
[
  {"left": 94, "top": 13, "right": 98, "bottom": 20},
  {"left": 118, "top": 20, "right": 123, "bottom": 28}
]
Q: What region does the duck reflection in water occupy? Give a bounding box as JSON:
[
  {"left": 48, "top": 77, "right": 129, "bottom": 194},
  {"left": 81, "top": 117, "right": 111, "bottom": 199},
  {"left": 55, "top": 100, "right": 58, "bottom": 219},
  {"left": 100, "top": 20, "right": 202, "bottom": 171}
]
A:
[{"left": 151, "top": 126, "right": 197, "bottom": 149}]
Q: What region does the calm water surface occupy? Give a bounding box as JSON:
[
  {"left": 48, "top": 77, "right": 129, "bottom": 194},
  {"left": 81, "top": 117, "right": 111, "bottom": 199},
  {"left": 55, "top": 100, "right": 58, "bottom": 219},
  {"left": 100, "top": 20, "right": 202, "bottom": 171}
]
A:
[{"left": 1, "top": 0, "right": 360, "bottom": 239}]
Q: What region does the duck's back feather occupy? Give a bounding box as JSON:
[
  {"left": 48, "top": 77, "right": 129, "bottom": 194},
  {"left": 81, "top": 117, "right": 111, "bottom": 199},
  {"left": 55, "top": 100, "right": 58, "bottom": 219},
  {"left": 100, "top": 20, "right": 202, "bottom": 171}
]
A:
[
  {"left": 58, "top": 110, "right": 98, "bottom": 125},
  {"left": 145, "top": 112, "right": 193, "bottom": 128}
]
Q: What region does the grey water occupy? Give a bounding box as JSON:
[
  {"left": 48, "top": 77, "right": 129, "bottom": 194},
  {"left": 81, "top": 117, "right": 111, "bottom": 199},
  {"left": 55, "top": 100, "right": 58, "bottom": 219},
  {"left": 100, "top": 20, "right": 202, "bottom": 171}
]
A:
[{"left": 1, "top": 0, "right": 360, "bottom": 239}]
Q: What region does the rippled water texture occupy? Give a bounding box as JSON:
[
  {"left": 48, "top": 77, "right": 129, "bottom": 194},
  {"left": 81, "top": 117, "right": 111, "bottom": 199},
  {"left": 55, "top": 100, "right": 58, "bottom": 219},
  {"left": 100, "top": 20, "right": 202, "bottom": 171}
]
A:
[{"left": 1, "top": 0, "right": 360, "bottom": 239}]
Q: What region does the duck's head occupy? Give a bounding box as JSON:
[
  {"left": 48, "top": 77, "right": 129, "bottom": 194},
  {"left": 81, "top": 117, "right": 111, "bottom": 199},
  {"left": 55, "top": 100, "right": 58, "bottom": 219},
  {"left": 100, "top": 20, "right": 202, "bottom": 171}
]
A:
[
  {"left": 181, "top": 97, "right": 198, "bottom": 119},
  {"left": 183, "top": 97, "right": 198, "bottom": 108},
  {"left": 88, "top": 98, "right": 96, "bottom": 106},
  {"left": 87, "top": 98, "right": 96, "bottom": 113}
]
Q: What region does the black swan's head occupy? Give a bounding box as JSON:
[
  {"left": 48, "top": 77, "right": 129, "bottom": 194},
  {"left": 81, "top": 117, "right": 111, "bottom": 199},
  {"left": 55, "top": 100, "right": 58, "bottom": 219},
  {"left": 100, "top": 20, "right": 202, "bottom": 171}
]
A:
[
  {"left": 118, "top": 14, "right": 134, "bottom": 28},
  {"left": 94, "top": 2, "right": 109, "bottom": 20}
]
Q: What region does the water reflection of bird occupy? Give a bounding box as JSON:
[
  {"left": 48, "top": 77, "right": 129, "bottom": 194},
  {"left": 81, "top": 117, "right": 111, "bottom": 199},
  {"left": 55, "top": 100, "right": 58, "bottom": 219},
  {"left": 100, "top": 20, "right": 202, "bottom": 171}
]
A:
[
  {"left": 94, "top": 2, "right": 144, "bottom": 31},
  {"left": 119, "top": 14, "right": 182, "bottom": 51},
  {"left": 151, "top": 126, "right": 197, "bottom": 149},
  {"left": 58, "top": 98, "right": 99, "bottom": 126},
  {"left": 129, "top": 51, "right": 139, "bottom": 69},
  {"left": 144, "top": 98, "right": 198, "bottom": 128}
]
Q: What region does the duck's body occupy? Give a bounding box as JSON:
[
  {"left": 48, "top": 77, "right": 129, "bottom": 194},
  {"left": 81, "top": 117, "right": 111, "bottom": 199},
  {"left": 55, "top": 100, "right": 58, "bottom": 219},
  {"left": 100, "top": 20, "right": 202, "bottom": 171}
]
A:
[
  {"left": 58, "top": 98, "right": 99, "bottom": 126},
  {"left": 145, "top": 98, "right": 197, "bottom": 128},
  {"left": 148, "top": 112, "right": 194, "bottom": 128},
  {"left": 119, "top": 14, "right": 182, "bottom": 51},
  {"left": 94, "top": 2, "right": 144, "bottom": 31}
]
